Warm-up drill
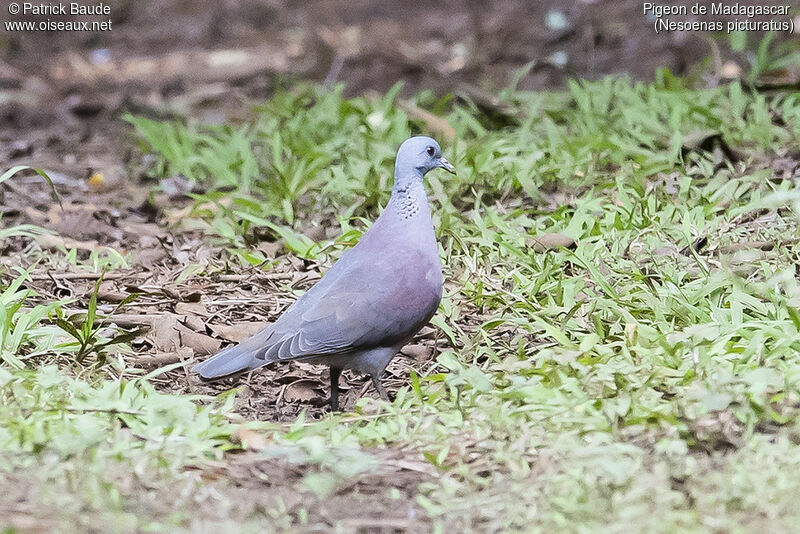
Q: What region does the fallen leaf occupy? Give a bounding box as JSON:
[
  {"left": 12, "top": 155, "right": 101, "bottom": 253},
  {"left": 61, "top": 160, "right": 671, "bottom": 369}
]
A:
[
  {"left": 129, "top": 346, "right": 193, "bottom": 369},
  {"left": 284, "top": 379, "right": 321, "bottom": 402},
  {"left": 652, "top": 245, "right": 679, "bottom": 257},
  {"left": 175, "top": 301, "right": 209, "bottom": 317},
  {"left": 527, "top": 233, "right": 576, "bottom": 252},
  {"left": 134, "top": 244, "right": 168, "bottom": 269},
  {"left": 37, "top": 234, "right": 101, "bottom": 252},
  {"left": 208, "top": 322, "right": 266, "bottom": 343},
  {"left": 178, "top": 328, "right": 220, "bottom": 356},
  {"left": 146, "top": 313, "right": 220, "bottom": 355},
  {"left": 399, "top": 100, "right": 456, "bottom": 143},
  {"left": 401, "top": 343, "right": 432, "bottom": 363},
  {"left": 715, "top": 241, "right": 778, "bottom": 255},
  {"left": 300, "top": 223, "right": 328, "bottom": 242},
  {"left": 256, "top": 241, "right": 282, "bottom": 259},
  {"left": 123, "top": 222, "right": 165, "bottom": 238},
  {"left": 96, "top": 288, "right": 133, "bottom": 303},
  {"left": 165, "top": 197, "right": 232, "bottom": 227},
  {"left": 230, "top": 425, "right": 269, "bottom": 451},
  {"left": 772, "top": 157, "right": 799, "bottom": 179},
  {"left": 417, "top": 326, "right": 436, "bottom": 338}
]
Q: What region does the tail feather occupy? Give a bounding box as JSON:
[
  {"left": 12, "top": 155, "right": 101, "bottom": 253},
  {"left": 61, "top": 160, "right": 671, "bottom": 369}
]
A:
[{"left": 194, "top": 329, "right": 271, "bottom": 379}]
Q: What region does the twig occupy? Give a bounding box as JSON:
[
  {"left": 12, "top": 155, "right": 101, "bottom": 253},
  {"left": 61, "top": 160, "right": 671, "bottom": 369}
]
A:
[
  {"left": 30, "top": 272, "right": 133, "bottom": 281},
  {"left": 27, "top": 271, "right": 290, "bottom": 283},
  {"left": 22, "top": 406, "right": 144, "bottom": 416},
  {"left": 94, "top": 313, "right": 159, "bottom": 326},
  {"left": 215, "top": 273, "right": 293, "bottom": 282},
  {"left": 273, "top": 408, "right": 413, "bottom": 428},
  {"left": 336, "top": 518, "right": 411, "bottom": 530},
  {"left": 128, "top": 351, "right": 191, "bottom": 369},
  {"left": 714, "top": 238, "right": 799, "bottom": 255}
]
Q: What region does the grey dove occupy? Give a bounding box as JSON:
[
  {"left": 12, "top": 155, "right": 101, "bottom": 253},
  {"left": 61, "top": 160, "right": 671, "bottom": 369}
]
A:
[{"left": 193, "top": 136, "right": 455, "bottom": 411}]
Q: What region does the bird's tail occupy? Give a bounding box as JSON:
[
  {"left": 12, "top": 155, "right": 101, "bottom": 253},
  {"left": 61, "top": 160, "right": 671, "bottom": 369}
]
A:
[{"left": 193, "top": 328, "right": 272, "bottom": 379}]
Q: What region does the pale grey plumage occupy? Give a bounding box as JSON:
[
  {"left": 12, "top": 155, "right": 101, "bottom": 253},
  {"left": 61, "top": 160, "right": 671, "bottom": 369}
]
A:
[{"left": 193, "top": 136, "right": 455, "bottom": 410}]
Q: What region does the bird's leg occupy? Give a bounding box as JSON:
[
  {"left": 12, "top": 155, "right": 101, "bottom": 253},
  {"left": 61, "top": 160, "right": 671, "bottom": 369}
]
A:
[
  {"left": 371, "top": 375, "right": 390, "bottom": 401},
  {"left": 329, "top": 367, "right": 342, "bottom": 412}
]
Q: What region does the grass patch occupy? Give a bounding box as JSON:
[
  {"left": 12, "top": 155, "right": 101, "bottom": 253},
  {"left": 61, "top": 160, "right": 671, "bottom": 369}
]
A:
[{"left": 4, "top": 74, "right": 800, "bottom": 531}]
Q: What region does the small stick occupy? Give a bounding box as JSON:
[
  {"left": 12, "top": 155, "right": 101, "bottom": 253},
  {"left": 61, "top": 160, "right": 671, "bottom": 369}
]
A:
[
  {"left": 216, "top": 273, "right": 293, "bottom": 282},
  {"left": 30, "top": 272, "right": 133, "bottom": 281},
  {"left": 128, "top": 352, "right": 190, "bottom": 369}
]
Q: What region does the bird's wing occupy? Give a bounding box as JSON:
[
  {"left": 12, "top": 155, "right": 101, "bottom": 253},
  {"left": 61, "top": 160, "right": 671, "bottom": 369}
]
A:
[{"left": 256, "top": 246, "right": 441, "bottom": 363}]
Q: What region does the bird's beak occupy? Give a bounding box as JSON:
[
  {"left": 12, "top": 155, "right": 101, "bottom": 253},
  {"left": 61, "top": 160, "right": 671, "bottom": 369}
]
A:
[{"left": 438, "top": 157, "right": 456, "bottom": 175}]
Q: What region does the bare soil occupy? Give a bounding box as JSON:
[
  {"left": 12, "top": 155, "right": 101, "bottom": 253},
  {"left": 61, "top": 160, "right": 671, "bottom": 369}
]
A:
[
  {"left": 1, "top": 0, "right": 725, "bottom": 421},
  {"left": 2, "top": 1, "right": 797, "bottom": 530}
]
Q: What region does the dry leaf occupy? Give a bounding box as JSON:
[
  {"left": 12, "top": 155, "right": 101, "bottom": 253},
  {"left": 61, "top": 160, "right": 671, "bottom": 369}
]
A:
[
  {"left": 175, "top": 315, "right": 207, "bottom": 333},
  {"left": 527, "top": 233, "right": 576, "bottom": 252},
  {"left": 256, "top": 241, "right": 282, "bottom": 259},
  {"left": 399, "top": 100, "right": 456, "bottom": 143},
  {"left": 209, "top": 322, "right": 266, "bottom": 343},
  {"left": 129, "top": 346, "right": 193, "bottom": 369},
  {"left": 284, "top": 379, "right": 320, "bottom": 402},
  {"left": 123, "top": 222, "right": 165, "bottom": 238},
  {"left": 772, "top": 157, "right": 799, "bottom": 179},
  {"left": 175, "top": 301, "right": 209, "bottom": 317},
  {"left": 165, "top": 197, "right": 232, "bottom": 227},
  {"left": 715, "top": 241, "right": 778, "bottom": 255},
  {"left": 230, "top": 425, "right": 269, "bottom": 451},
  {"left": 177, "top": 328, "right": 220, "bottom": 356},
  {"left": 134, "top": 245, "right": 168, "bottom": 269},
  {"left": 417, "top": 326, "right": 436, "bottom": 338},
  {"left": 37, "top": 234, "right": 101, "bottom": 252},
  {"left": 146, "top": 313, "right": 220, "bottom": 355},
  {"left": 652, "top": 245, "right": 680, "bottom": 257},
  {"left": 300, "top": 223, "right": 327, "bottom": 242},
  {"left": 401, "top": 343, "right": 432, "bottom": 362}
]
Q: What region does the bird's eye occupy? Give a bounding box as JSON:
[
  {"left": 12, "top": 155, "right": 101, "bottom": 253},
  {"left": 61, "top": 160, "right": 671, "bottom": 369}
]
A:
[{"left": 426, "top": 146, "right": 435, "bottom": 156}]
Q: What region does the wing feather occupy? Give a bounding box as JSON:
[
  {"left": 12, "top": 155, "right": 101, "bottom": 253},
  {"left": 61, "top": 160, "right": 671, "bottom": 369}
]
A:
[{"left": 255, "top": 245, "right": 441, "bottom": 363}]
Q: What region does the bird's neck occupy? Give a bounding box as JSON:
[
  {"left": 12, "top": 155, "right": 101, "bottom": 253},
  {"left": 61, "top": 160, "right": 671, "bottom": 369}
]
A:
[{"left": 389, "top": 178, "right": 429, "bottom": 220}]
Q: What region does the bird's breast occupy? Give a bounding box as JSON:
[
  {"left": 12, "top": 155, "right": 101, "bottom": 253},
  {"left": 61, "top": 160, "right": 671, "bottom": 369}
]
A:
[{"left": 390, "top": 243, "right": 442, "bottom": 314}]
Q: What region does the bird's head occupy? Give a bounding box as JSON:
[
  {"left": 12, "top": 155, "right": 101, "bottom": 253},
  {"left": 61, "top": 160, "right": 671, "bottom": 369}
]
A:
[{"left": 394, "top": 136, "right": 456, "bottom": 181}]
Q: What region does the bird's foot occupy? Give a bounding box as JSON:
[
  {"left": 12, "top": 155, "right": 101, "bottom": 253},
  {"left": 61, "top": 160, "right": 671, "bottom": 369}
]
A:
[
  {"left": 371, "top": 375, "right": 392, "bottom": 402},
  {"left": 311, "top": 396, "right": 340, "bottom": 411},
  {"left": 329, "top": 367, "right": 342, "bottom": 411}
]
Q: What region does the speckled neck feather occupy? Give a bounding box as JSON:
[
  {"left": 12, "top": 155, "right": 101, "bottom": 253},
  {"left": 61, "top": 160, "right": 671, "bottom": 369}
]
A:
[{"left": 390, "top": 180, "right": 426, "bottom": 219}]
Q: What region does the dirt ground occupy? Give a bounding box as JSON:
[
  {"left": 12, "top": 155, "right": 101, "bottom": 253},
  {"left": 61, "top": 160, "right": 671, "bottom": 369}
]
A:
[
  {"left": 2, "top": 0, "right": 736, "bottom": 421},
  {"left": 3, "top": 0, "right": 798, "bottom": 419},
  {"left": 0, "top": 0, "right": 747, "bottom": 194},
  {"left": 2, "top": 2, "right": 799, "bottom": 530}
]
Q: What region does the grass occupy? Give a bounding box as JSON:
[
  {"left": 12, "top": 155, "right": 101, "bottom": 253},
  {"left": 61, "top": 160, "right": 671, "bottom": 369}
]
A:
[{"left": 4, "top": 73, "right": 800, "bottom": 531}]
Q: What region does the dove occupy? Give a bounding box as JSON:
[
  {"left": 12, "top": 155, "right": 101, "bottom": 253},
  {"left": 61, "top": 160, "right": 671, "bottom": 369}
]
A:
[{"left": 194, "top": 136, "right": 455, "bottom": 411}]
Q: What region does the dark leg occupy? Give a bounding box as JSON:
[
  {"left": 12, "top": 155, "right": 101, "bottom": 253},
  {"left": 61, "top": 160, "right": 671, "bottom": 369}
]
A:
[
  {"left": 371, "top": 374, "right": 390, "bottom": 401},
  {"left": 329, "top": 367, "right": 342, "bottom": 412}
]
